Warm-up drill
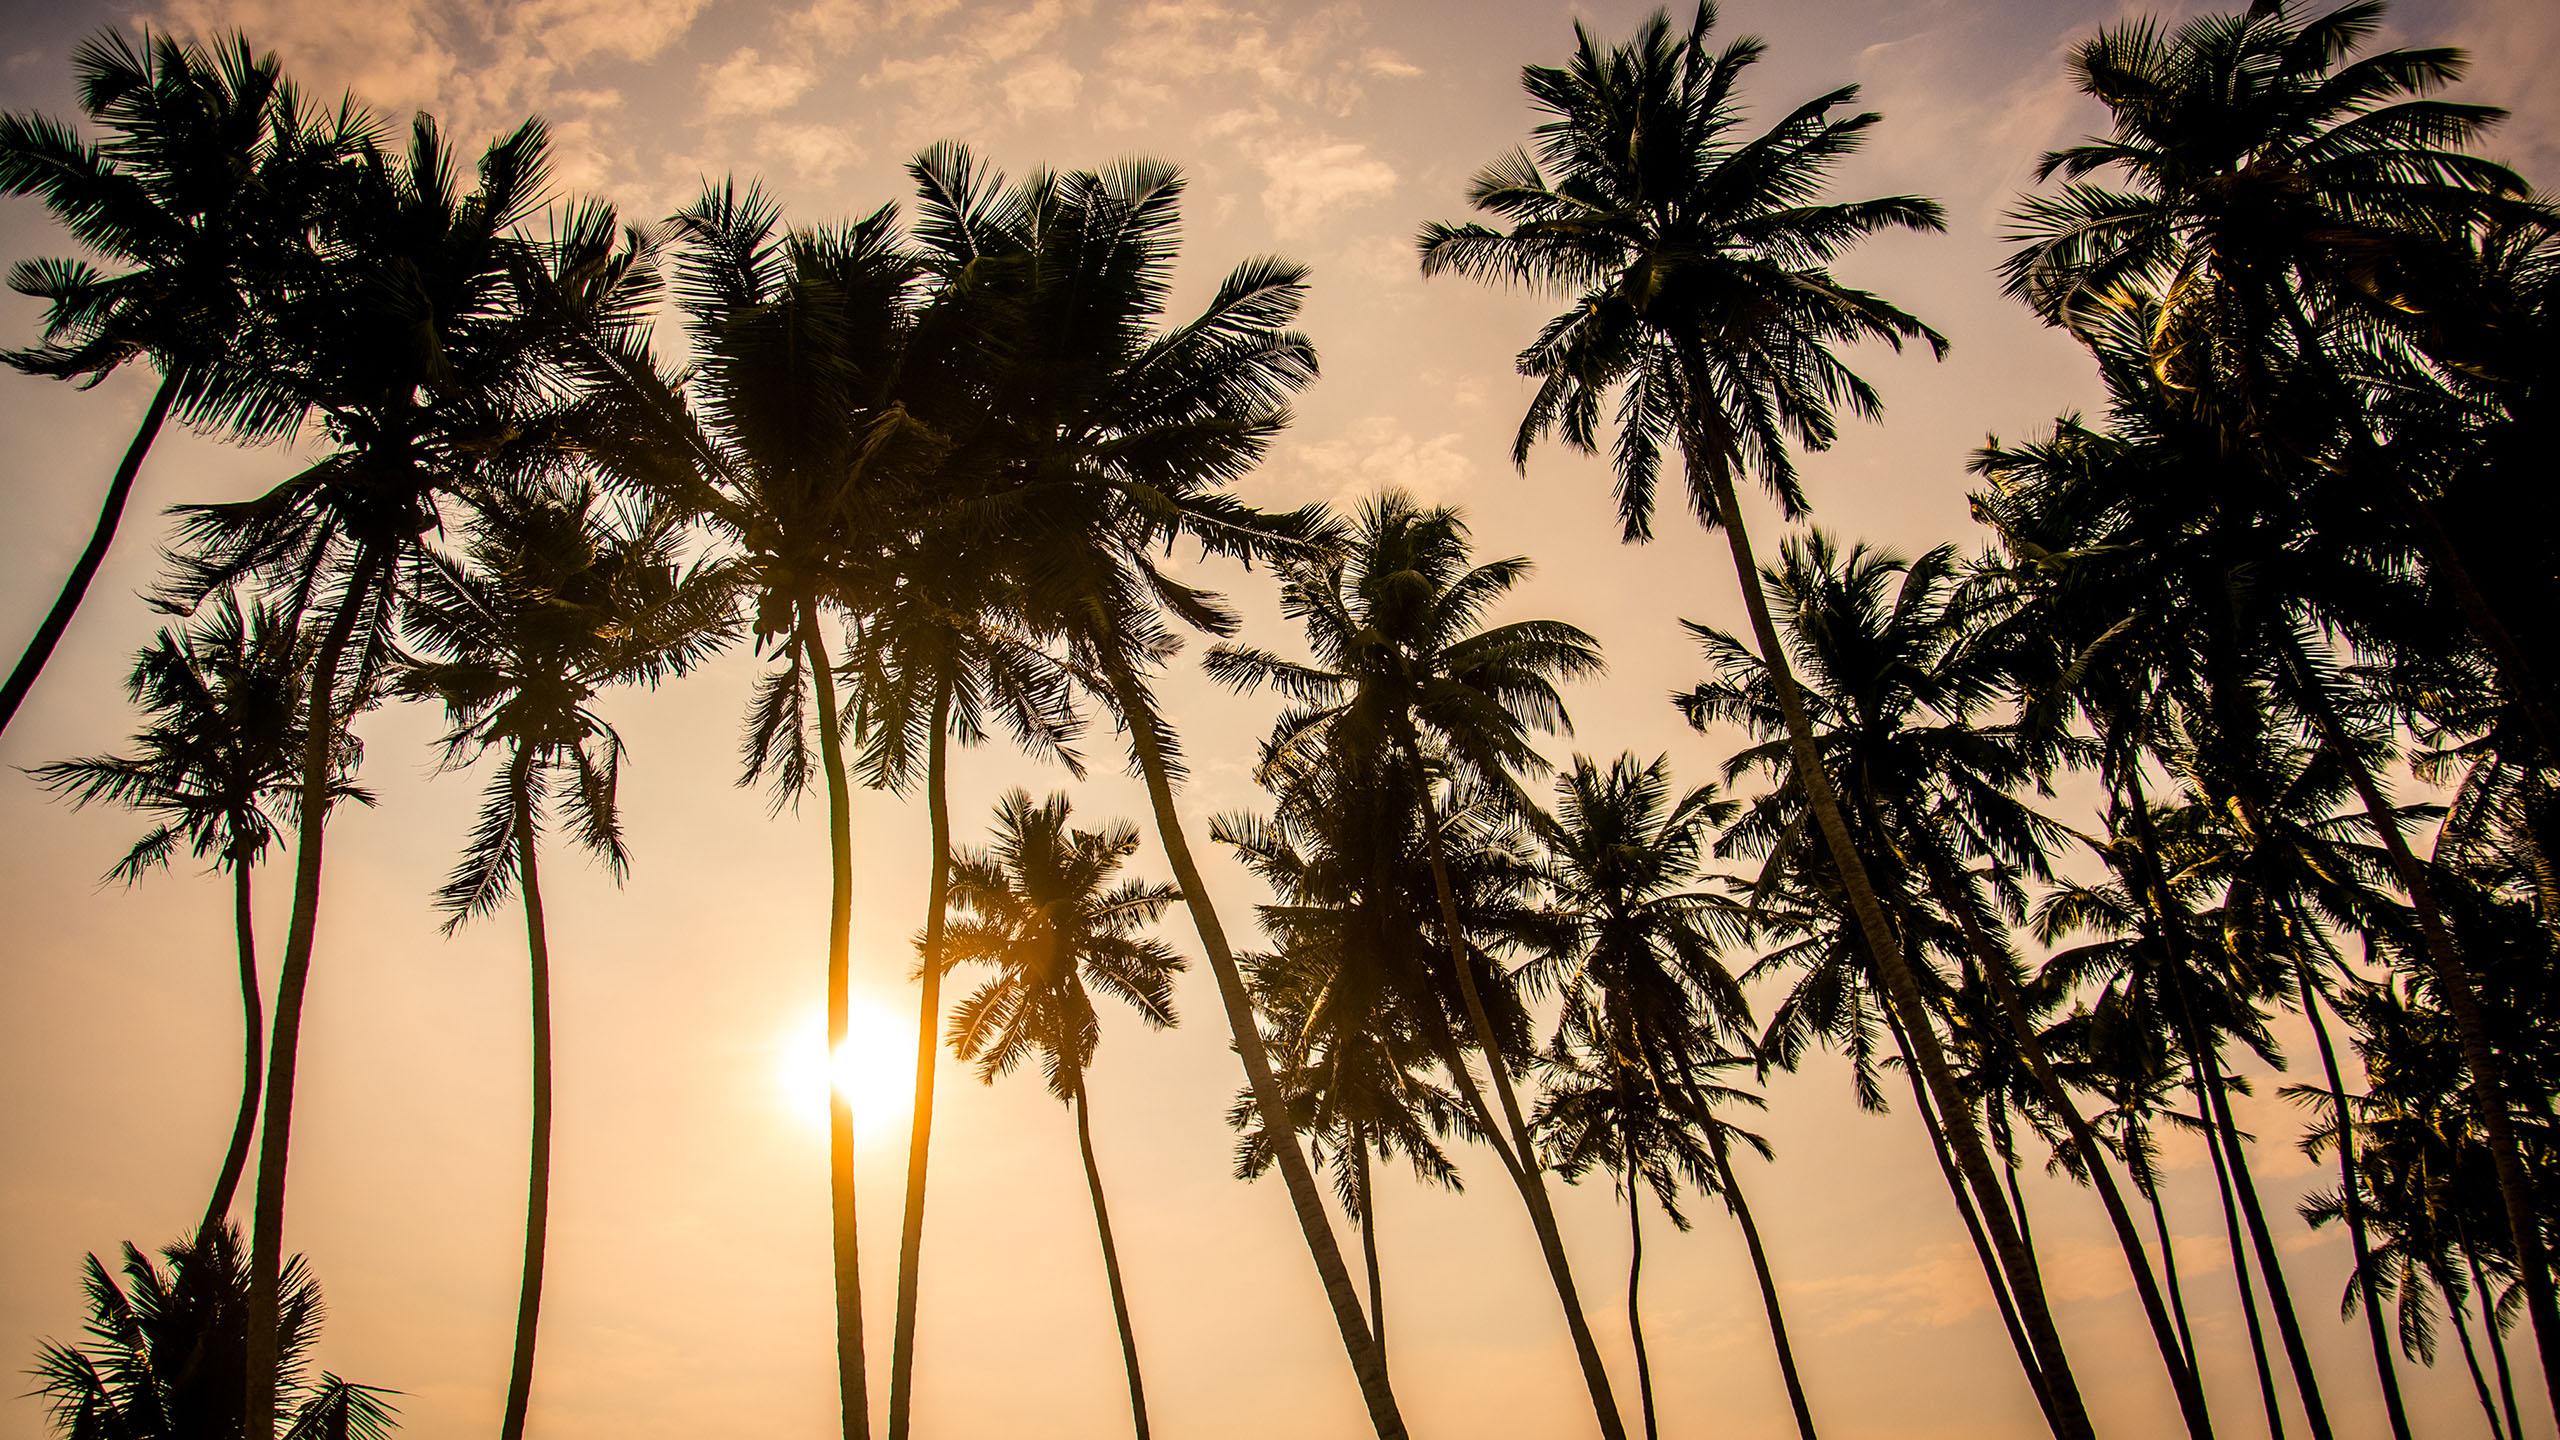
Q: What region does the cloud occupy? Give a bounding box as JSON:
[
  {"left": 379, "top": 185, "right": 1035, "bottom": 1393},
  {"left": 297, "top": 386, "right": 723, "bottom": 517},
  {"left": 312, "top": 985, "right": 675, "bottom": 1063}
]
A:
[
  {"left": 1253, "top": 136, "right": 1396, "bottom": 235},
  {"left": 757, "top": 121, "right": 862, "bottom": 183},
  {"left": 1279, "top": 416, "right": 1472, "bottom": 507},
  {"left": 700, "top": 47, "right": 818, "bottom": 120},
  {"left": 1103, "top": 1, "right": 1410, "bottom": 118},
  {"left": 1004, "top": 57, "right": 1083, "bottom": 117},
  {"left": 1792, "top": 1243, "right": 1993, "bottom": 1336}
]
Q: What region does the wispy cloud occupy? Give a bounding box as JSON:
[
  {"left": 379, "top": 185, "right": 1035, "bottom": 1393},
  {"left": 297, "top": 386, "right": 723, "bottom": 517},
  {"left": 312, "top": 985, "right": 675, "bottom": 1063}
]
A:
[{"left": 700, "top": 46, "right": 818, "bottom": 120}]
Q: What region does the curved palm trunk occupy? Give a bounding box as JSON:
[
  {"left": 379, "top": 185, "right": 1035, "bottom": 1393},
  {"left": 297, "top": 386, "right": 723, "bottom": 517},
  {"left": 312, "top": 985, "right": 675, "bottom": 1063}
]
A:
[
  {"left": 887, "top": 683, "right": 955, "bottom": 1440},
  {"left": 1705, "top": 1123, "right": 1820, "bottom": 1440},
  {"left": 1626, "top": 1175, "right": 1657, "bottom": 1440},
  {"left": 202, "top": 858, "right": 263, "bottom": 1241},
  {"left": 0, "top": 370, "right": 178, "bottom": 738},
  {"left": 1699, "top": 464, "right": 2093, "bottom": 1439},
  {"left": 1356, "top": 1136, "right": 1386, "bottom": 1378},
  {"left": 1100, "top": 656, "right": 1406, "bottom": 1439},
  {"left": 2466, "top": 1243, "right": 2526, "bottom": 1440},
  {"left": 2129, "top": 1125, "right": 2202, "bottom": 1376},
  {"left": 1883, "top": 997, "right": 2054, "bottom": 1429},
  {"left": 502, "top": 756, "right": 554, "bottom": 1440},
  {"left": 2187, "top": 1037, "right": 2287, "bottom": 1440},
  {"left": 1914, "top": 849, "right": 2216, "bottom": 1439},
  {"left": 246, "top": 544, "right": 378, "bottom": 1438},
  {"left": 1405, "top": 749, "right": 1628, "bottom": 1440},
  {"left": 801, "top": 618, "right": 872, "bottom": 1440},
  {"left": 2445, "top": 1257, "right": 2507, "bottom": 1440},
  {"left": 2290, "top": 941, "right": 2411, "bottom": 1440},
  {"left": 1072, "top": 1076, "right": 1151, "bottom": 1440}
]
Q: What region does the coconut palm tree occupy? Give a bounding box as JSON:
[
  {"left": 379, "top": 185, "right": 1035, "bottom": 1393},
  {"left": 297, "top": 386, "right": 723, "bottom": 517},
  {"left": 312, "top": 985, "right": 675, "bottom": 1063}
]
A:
[
  {"left": 903, "top": 144, "right": 1406, "bottom": 1435},
  {"left": 27, "top": 593, "right": 361, "bottom": 1241},
  {"left": 158, "top": 119, "right": 653, "bottom": 1435},
  {"left": 1204, "top": 490, "right": 1623, "bottom": 1433},
  {"left": 0, "top": 29, "right": 364, "bottom": 736},
  {"left": 943, "top": 789, "right": 1184, "bottom": 1440},
  {"left": 1413, "top": 9, "right": 2100, "bottom": 1428},
  {"left": 395, "top": 483, "right": 733, "bottom": 1440},
  {"left": 31, "top": 1225, "right": 395, "bottom": 1440}
]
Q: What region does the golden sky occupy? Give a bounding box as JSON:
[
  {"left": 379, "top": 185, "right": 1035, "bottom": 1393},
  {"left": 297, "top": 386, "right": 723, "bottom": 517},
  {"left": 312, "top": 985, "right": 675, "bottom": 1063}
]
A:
[{"left": 2, "top": 0, "right": 2555, "bottom": 1436}]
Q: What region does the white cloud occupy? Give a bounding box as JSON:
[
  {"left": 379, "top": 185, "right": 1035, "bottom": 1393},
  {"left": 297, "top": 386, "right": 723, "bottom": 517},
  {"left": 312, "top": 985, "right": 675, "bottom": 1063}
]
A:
[
  {"left": 1254, "top": 137, "right": 1396, "bottom": 235},
  {"left": 700, "top": 47, "right": 818, "bottom": 121},
  {"left": 1004, "top": 57, "right": 1083, "bottom": 117},
  {"left": 1281, "top": 417, "right": 1472, "bottom": 507},
  {"left": 757, "top": 121, "right": 863, "bottom": 183}
]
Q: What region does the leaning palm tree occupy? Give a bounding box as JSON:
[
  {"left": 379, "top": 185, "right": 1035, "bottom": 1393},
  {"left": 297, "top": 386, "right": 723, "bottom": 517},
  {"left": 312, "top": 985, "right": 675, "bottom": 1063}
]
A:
[
  {"left": 31, "top": 1225, "right": 396, "bottom": 1440},
  {"left": 573, "top": 179, "right": 934, "bottom": 1440},
  {"left": 943, "top": 790, "right": 1184, "bottom": 1440},
  {"left": 28, "top": 592, "right": 360, "bottom": 1241},
  {"left": 1204, "top": 490, "right": 1622, "bottom": 1434},
  {"left": 905, "top": 144, "right": 1405, "bottom": 1435},
  {"left": 159, "top": 120, "right": 654, "bottom": 1436},
  {"left": 0, "top": 29, "right": 362, "bottom": 735},
  {"left": 396, "top": 483, "right": 734, "bottom": 1440},
  {"left": 1415, "top": 8, "right": 2098, "bottom": 1434}
]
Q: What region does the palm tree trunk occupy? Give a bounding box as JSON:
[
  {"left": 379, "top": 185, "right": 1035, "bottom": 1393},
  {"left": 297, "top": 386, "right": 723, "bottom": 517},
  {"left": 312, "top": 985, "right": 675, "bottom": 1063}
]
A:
[
  {"left": 0, "top": 369, "right": 178, "bottom": 738},
  {"left": 887, "top": 682, "right": 955, "bottom": 1440},
  {"left": 1626, "top": 1174, "right": 1658, "bottom": 1440},
  {"left": 1705, "top": 1123, "right": 1820, "bottom": 1440},
  {"left": 1099, "top": 654, "right": 1406, "bottom": 1440},
  {"left": 2288, "top": 657, "right": 2560, "bottom": 1421},
  {"left": 1404, "top": 740, "right": 1627, "bottom": 1440},
  {"left": 501, "top": 754, "right": 552, "bottom": 1440},
  {"left": 2290, "top": 940, "right": 2411, "bottom": 1440},
  {"left": 202, "top": 856, "right": 262, "bottom": 1241},
  {"left": 1881, "top": 998, "right": 2055, "bottom": 1430},
  {"left": 1912, "top": 847, "right": 2216, "bottom": 1439},
  {"left": 2186, "top": 1036, "right": 2287, "bottom": 1440},
  {"left": 1700, "top": 464, "right": 2094, "bottom": 1440},
  {"left": 2130, "top": 1123, "right": 2202, "bottom": 1377},
  {"left": 2466, "top": 1241, "right": 2527, "bottom": 1440},
  {"left": 246, "top": 542, "right": 378, "bottom": 1439},
  {"left": 1356, "top": 1130, "right": 1386, "bottom": 1378},
  {"left": 801, "top": 615, "right": 871, "bottom": 1440},
  {"left": 1073, "top": 1077, "right": 1151, "bottom": 1440},
  {"left": 2445, "top": 1258, "right": 2508, "bottom": 1440}
]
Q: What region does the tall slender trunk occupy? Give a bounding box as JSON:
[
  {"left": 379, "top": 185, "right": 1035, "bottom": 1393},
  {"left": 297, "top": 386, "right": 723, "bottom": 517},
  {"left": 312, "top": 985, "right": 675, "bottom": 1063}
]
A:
[
  {"left": 501, "top": 754, "right": 553, "bottom": 1440},
  {"left": 1706, "top": 1123, "right": 1820, "bottom": 1440},
  {"left": 1073, "top": 1076, "right": 1150, "bottom": 1440},
  {"left": 1404, "top": 741, "right": 1627, "bottom": 1440},
  {"left": 2187, "top": 1037, "right": 2287, "bottom": 1440},
  {"left": 1913, "top": 846, "right": 2216, "bottom": 1439},
  {"left": 2131, "top": 1123, "right": 2201, "bottom": 1377},
  {"left": 887, "top": 683, "right": 955, "bottom": 1440},
  {"left": 246, "top": 543, "right": 378, "bottom": 1438},
  {"left": 1100, "top": 654, "right": 1406, "bottom": 1439},
  {"left": 2446, "top": 1257, "right": 2508, "bottom": 1440},
  {"left": 802, "top": 616, "right": 870, "bottom": 1440},
  {"left": 2467, "top": 1241, "right": 2527, "bottom": 1440},
  {"left": 2290, "top": 938, "right": 2411, "bottom": 1440},
  {"left": 0, "top": 370, "right": 179, "bottom": 738},
  {"left": 1700, "top": 464, "right": 2093, "bottom": 1438},
  {"left": 1356, "top": 1130, "right": 1385, "bottom": 1378},
  {"left": 2289, "top": 656, "right": 2560, "bottom": 1420},
  {"left": 1882, "top": 999, "right": 2055, "bottom": 1432},
  {"left": 1626, "top": 1169, "right": 1658, "bottom": 1440},
  {"left": 202, "top": 857, "right": 262, "bottom": 1240}
]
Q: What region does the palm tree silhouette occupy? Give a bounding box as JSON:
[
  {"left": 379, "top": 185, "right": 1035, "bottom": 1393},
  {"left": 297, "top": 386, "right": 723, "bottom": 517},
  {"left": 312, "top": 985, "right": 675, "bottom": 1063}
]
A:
[
  {"left": 396, "top": 483, "right": 734, "bottom": 1440},
  {"left": 0, "top": 29, "right": 363, "bottom": 736},
  {"left": 944, "top": 789, "right": 1184, "bottom": 1440},
  {"left": 29, "top": 593, "right": 363, "bottom": 1241}
]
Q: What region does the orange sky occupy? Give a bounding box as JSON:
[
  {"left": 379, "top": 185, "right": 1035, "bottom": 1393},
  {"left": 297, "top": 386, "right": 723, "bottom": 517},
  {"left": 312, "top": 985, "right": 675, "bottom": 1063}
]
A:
[{"left": 2, "top": 1, "right": 2555, "bottom": 1437}]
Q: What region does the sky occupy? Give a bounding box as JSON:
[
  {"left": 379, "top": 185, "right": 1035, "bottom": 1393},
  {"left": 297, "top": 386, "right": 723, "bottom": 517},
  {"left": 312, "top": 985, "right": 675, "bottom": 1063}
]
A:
[{"left": 1, "top": 0, "right": 2555, "bottom": 1437}]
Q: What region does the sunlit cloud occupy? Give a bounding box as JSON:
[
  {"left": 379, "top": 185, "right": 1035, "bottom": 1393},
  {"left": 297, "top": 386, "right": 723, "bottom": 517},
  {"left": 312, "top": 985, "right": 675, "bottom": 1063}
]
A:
[
  {"left": 1279, "top": 416, "right": 1472, "bottom": 507},
  {"left": 757, "top": 119, "right": 863, "bottom": 182},
  {"left": 700, "top": 45, "right": 818, "bottom": 120}
]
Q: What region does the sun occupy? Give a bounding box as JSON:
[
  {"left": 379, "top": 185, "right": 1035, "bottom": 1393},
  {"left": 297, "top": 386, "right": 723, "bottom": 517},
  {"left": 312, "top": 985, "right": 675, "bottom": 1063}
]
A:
[{"left": 778, "top": 995, "right": 918, "bottom": 1138}]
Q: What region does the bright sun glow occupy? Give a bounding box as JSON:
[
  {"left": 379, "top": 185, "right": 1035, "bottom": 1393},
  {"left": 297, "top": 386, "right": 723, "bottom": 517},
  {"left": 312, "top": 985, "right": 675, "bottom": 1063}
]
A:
[{"left": 778, "top": 996, "right": 917, "bottom": 1139}]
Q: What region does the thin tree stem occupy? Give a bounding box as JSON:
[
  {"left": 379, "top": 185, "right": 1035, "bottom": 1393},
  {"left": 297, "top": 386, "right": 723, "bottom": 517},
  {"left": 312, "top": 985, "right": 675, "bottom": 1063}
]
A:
[
  {"left": 887, "top": 682, "right": 954, "bottom": 1440},
  {"left": 1074, "top": 1078, "right": 1151, "bottom": 1440},
  {"left": 2465, "top": 1232, "right": 2527, "bottom": 1440},
  {"left": 501, "top": 753, "right": 552, "bottom": 1440},
  {"left": 202, "top": 855, "right": 262, "bottom": 1241},
  {"left": 1100, "top": 653, "right": 1406, "bottom": 1440},
  {"left": 0, "top": 369, "right": 178, "bottom": 738},
  {"left": 2186, "top": 1032, "right": 2288, "bottom": 1440},
  {"left": 1708, "top": 1124, "right": 1820, "bottom": 1440},
  {"left": 802, "top": 615, "right": 870, "bottom": 1440},
  {"left": 1627, "top": 1172, "right": 1657, "bottom": 1440},
  {"left": 246, "top": 541, "right": 376, "bottom": 1439},
  {"left": 1357, "top": 1133, "right": 1386, "bottom": 1377}
]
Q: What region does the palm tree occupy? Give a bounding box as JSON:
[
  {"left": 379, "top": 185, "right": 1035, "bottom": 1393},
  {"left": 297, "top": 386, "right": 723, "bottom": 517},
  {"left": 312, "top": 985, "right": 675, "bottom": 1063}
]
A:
[
  {"left": 1204, "top": 490, "right": 1624, "bottom": 1434},
  {"left": 1412, "top": 9, "right": 2100, "bottom": 1429},
  {"left": 28, "top": 593, "right": 360, "bottom": 1241},
  {"left": 1532, "top": 752, "right": 1821, "bottom": 1440},
  {"left": 575, "top": 179, "right": 935, "bottom": 1440},
  {"left": 2005, "top": 5, "right": 2560, "bottom": 1391},
  {"left": 159, "top": 119, "right": 653, "bottom": 1435},
  {"left": 395, "top": 483, "right": 733, "bottom": 1440},
  {"left": 31, "top": 1225, "right": 395, "bottom": 1440},
  {"left": 0, "top": 29, "right": 360, "bottom": 735},
  {"left": 943, "top": 790, "right": 1184, "bottom": 1440},
  {"left": 903, "top": 144, "right": 1405, "bottom": 1435}
]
